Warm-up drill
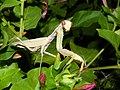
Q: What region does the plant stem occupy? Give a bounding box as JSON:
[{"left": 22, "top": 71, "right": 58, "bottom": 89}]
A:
[
  {"left": 85, "top": 65, "right": 120, "bottom": 71},
  {"left": 39, "top": 54, "right": 43, "bottom": 75},
  {"left": 20, "top": 0, "right": 25, "bottom": 37},
  {"left": 117, "top": 0, "right": 120, "bottom": 7},
  {"left": 112, "top": 22, "right": 117, "bottom": 31},
  {"left": 8, "top": 22, "right": 19, "bottom": 36},
  {"left": 86, "top": 48, "right": 104, "bottom": 68},
  {"left": 86, "top": 44, "right": 108, "bottom": 68},
  {"left": 86, "top": 17, "right": 117, "bottom": 69},
  {"left": 1, "top": 18, "right": 18, "bottom": 36}
]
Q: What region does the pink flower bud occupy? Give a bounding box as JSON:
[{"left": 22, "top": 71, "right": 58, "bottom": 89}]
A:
[
  {"left": 73, "top": 82, "right": 95, "bottom": 90},
  {"left": 39, "top": 72, "right": 46, "bottom": 87}
]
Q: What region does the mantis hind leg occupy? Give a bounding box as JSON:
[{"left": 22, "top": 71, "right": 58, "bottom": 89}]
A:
[
  {"left": 65, "top": 57, "right": 74, "bottom": 66},
  {"left": 79, "top": 61, "right": 84, "bottom": 71},
  {"left": 65, "top": 57, "right": 84, "bottom": 72},
  {"left": 58, "top": 49, "right": 85, "bottom": 71},
  {"left": 62, "top": 57, "right": 74, "bottom": 70}
]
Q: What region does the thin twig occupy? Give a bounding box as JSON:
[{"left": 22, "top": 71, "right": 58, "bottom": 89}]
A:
[{"left": 20, "top": 0, "right": 25, "bottom": 37}]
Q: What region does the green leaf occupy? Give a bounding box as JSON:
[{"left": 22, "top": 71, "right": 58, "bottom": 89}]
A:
[
  {"left": 115, "top": 29, "right": 120, "bottom": 35},
  {"left": 11, "top": 22, "right": 20, "bottom": 28},
  {"left": 55, "top": 68, "right": 77, "bottom": 89},
  {"left": 35, "top": 41, "right": 57, "bottom": 65},
  {"left": 58, "top": 85, "right": 70, "bottom": 90},
  {"left": 98, "top": 14, "right": 109, "bottom": 29},
  {"left": 81, "top": 23, "right": 98, "bottom": 36},
  {"left": 1, "top": 19, "right": 18, "bottom": 38},
  {"left": 27, "top": 68, "right": 39, "bottom": 83},
  {"left": 0, "top": 29, "right": 9, "bottom": 50},
  {"left": 107, "top": 8, "right": 120, "bottom": 25},
  {"left": 24, "top": 6, "right": 41, "bottom": 30},
  {"left": 13, "top": 5, "right": 21, "bottom": 18},
  {"left": 97, "top": 29, "right": 120, "bottom": 50},
  {"left": 48, "top": 0, "right": 56, "bottom": 5},
  {"left": 70, "top": 40, "right": 98, "bottom": 62},
  {"left": 102, "top": 6, "right": 112, "bottom": 14},
  {"left": 0, "top": 46, "right": 16, "bottom": 60},
  {"left": 4, "top": 25, "right": 17, "bottom": 39},
  {"left": 0, "top": 63, "right": 23, "bottom": 90},
  {"left": 58, "top": 57, "right": 70, "bottom": 71},
  {"left": 54, "top": 53, "right": 61, "bottom": 70},
  {"left": 41, "top": 18, "right": 60, "bottom": 36},
  {"left": 60, "top": 78, "right": 76, "bottom": 89},
  {"left": 74, "top": 80, "right": 93, "bottom": 88},
  {"left": 109, "top": 15, "right": 116, "bottom": 25},
  {"left": 10, "top": 68, "right": 39, "bottom": 90},
  {"left": 0, "top": 24, "right": 16, "bottom": 51},
  {"left": 68, "top": 0, "right": 77, "bottom": 8},
  {"left": 72, "top": 10, "right": 102, "bottom": 27},
  {"left": 56, "top": 69, "right": 77, "bottom": 89},
  {"left": 49, "top": 2, "right": 67, "bottom": 17},
  {"left": 42, "top": 67, "right": 57, "bottom": 89},
  {"left": 0, "top": 0, "right": 20, "bottom": 10},
  {"left": 113, "top": 7, "right": 120, "bottom": 22},
  {"left": 69, "top": 62, "right": 79, "bottom": 73},
  {"left": 11, "top": 71, "right": 24, "bottom": 84},
  {"left": 81, "top": 70, "right": 97, "bottom": 83}
]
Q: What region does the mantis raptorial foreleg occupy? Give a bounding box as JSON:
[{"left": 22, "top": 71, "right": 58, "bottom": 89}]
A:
[{"left": 56, "top": 22, "right": 85, "bottom": 71}]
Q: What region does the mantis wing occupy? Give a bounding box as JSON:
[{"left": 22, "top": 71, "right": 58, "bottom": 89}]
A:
[{"left": 12, "top": 37, "right": 48, "bottom": 48}]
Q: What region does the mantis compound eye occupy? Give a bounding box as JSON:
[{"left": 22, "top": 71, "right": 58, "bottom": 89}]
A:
[{"left": 62, "top": 20, "right": 72, "bottom": 32}]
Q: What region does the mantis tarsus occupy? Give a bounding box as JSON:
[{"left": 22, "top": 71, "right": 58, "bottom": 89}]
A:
[{"left": 12, "top": 20, "right": 85, "bottom": 71}]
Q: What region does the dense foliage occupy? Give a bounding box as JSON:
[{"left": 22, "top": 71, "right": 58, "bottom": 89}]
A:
[{"left": 0, "top": 0, "right": 120, "bottom": 90}]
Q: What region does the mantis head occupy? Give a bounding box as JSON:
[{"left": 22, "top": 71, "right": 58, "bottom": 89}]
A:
[{"left": 62, "top": 20, "right": 72, "bottom": 32}]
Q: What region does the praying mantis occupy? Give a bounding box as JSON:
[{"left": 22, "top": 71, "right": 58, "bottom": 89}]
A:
[{"left": 12, "top": 20, "right": 85, "bottom": 71}]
